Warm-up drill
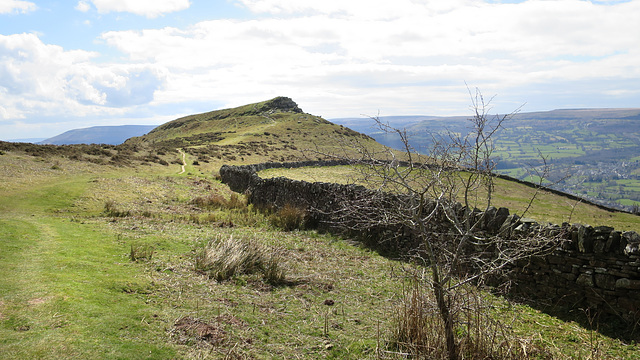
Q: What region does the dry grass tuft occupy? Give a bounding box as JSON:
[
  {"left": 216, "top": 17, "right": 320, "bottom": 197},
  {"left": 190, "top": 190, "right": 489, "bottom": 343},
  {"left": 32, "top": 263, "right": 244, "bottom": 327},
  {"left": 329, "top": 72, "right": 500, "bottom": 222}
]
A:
[
  {"left": 194, "top": 234, "right": 286, "bottom": 284},
  {"left": 391, "top": 275, "right": 554, "bottom": 359},
  {"left": 129, "top": 242, "right": 154, "bottom": 262},
  {"left": 191, "top": 193, "right": 247, "bottom": 210},
  {"left": 103, "top": 200, "right": 131, "bottom": 217},
  {"left": 269, "top": 203, "right": 307, "bottom": 231}
]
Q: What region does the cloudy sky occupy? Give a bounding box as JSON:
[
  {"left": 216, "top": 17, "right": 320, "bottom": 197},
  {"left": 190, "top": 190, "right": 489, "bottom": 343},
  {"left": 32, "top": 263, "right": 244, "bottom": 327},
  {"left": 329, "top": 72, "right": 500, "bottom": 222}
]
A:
[{"left": 1, "top": 0, "right": 639, "bottom": 140}]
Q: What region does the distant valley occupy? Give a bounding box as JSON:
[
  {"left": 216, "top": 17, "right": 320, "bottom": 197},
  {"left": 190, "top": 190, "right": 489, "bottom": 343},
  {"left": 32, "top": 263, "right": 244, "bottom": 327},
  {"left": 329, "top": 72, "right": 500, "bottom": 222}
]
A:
[{"left": 333, "top": 108, "right": 640, "bottom": 213}]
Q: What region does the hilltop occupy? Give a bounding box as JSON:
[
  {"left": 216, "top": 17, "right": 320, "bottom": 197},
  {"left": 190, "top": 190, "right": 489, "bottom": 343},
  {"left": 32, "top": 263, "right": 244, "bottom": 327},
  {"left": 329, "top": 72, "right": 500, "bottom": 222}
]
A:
[
  {"left": 127, "top": 97, "right": 378, "bottom": 167},
  {"left": 0, "top": 97, "right": 380, "bottom": 172}
]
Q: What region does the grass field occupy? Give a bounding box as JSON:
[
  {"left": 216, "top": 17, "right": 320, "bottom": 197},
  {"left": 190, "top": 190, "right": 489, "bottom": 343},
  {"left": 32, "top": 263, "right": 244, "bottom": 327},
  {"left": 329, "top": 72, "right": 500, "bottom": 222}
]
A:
[{"left": 1, "top": 150, "right": 639, "bottom": 359}]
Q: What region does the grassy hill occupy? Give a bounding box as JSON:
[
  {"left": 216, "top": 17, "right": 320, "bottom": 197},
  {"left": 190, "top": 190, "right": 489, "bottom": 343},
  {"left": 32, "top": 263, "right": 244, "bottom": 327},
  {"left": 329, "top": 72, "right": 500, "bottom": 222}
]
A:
[
  {"left": 127, "top": 97, "right": 378, "bottom": 169},
  {"left": 1, "top": 100, "right": 639, "bottom": 359}
]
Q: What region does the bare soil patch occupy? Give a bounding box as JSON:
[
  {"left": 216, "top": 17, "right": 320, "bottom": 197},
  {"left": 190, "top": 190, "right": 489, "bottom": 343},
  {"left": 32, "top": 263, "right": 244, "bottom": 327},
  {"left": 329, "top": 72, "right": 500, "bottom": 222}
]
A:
[
  {"left": 28, "top": 297, "right": 50, "bottom": 306},
  {"left": 171, "top": 315, "right": 246, "bottom": 347},
  {"left": 173, "top": 316, "right": 226, "bottom": 346}
]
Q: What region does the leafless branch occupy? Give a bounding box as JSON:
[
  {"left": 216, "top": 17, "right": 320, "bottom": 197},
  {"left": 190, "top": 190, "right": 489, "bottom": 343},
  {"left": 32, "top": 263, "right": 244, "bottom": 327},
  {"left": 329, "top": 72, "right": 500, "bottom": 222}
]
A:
[{"left": 320, "top": 89, "right": 559, "bottom": 360}]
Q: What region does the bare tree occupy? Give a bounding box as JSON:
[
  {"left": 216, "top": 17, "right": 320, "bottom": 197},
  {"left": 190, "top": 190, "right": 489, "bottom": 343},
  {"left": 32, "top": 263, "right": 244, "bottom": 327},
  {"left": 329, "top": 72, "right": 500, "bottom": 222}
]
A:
[{"left": 325, "top": 89, "right": 561, "bottom": 359}]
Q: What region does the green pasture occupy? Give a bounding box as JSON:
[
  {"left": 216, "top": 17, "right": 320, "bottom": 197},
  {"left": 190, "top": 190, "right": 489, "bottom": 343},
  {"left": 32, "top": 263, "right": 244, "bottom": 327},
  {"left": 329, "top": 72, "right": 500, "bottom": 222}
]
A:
[{"left": 1, "top": 150, "right": 639, "bottom": 359}]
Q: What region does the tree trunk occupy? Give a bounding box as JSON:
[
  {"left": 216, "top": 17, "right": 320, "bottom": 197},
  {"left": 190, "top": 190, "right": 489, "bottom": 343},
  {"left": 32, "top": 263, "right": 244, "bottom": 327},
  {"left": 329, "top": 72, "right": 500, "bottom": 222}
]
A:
[{"left": 434, "top": 278, "right": 457, "bottom": 360}]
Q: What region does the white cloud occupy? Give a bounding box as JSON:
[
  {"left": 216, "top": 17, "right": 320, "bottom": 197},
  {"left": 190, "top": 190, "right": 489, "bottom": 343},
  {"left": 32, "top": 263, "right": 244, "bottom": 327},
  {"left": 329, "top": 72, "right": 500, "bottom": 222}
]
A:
[
  {"left": 236, "top": 0, "right": 471, "bottom": 19},
  {"left": 94, "top": 0, "right": 640, "bottom": 117},
  {"left": 75, "top": 1, "right": 91, "bottom": 12},
  {"left": 3, "top": 0, "right": 640, "bottom": 140},
  {"left": 0, "top": 33, "right": 166, "bottom": 121},
  {"left": 0, "top": 0, "right": 36, "bottom": 14},
  {"left": 89, "top": 0, "right": 191, "bottom": 18}
]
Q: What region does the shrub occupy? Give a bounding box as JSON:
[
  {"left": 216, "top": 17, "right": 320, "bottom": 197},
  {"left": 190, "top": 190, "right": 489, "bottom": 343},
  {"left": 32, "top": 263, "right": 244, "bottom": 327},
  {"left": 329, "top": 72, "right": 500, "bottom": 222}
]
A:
[
  {"left": 109, "top": 154, "right": 133, "bottom": 167},
  {"left": 269, "top": 203, "right": 307, "bottom": 231},
  {"left": 391, "top": 275, "right": 552, "bottom": 359},
  {"left": 130, "top": 242, "right": 154, "bottom": 262},
  {"left": 103, "top": 200, "right": 131, "bottom": 217},
  {"left": 194, "top": 235, "right": 286, "bottom": 284},
  {"left": 191, "top": 193, "right": 247, "bottom": 210}
]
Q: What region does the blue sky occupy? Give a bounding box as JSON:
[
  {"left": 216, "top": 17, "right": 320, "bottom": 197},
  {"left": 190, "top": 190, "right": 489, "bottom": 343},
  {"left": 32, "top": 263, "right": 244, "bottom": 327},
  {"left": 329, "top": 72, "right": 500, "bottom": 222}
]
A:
[{"left": 1, "top": 0, "right": 639, "bottom": 140}]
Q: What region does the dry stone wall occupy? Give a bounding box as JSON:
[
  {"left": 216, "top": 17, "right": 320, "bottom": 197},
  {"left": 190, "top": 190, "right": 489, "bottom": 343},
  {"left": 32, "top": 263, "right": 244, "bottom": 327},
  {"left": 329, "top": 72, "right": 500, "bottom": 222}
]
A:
[{"left": 219, "top": 161, "right": 640, "bottom": 321}]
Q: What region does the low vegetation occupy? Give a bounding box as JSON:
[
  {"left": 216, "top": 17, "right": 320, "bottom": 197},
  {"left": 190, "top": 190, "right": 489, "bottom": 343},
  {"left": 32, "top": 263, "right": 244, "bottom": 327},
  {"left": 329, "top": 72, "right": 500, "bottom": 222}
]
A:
[
  {"left": 194, "top": 234, "right": 286, "bottom": 284},
  {"left": 1, "top": 147, "right": 638, "bottom": 359},
  {"left": 268, "top": 203, "right": 308, "bottom": 231},
  {"left": 391, "top": 277, "right": 554, "bottom": 359}
]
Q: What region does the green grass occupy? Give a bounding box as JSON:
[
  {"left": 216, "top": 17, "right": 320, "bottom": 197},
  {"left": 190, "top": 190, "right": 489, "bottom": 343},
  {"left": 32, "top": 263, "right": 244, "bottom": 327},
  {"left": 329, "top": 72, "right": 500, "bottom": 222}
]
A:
[
  {"left": 0, "top": 166, "right": 177, "bottom": 358},
  {"left": 0, "top": 152, "right": 402, "bottom": 358},
  {"left": 2, "top": 150, "right": 639, "bottom": 359},
  {"left": 0, "top": 217, "right": 176, "bottom": 359}
]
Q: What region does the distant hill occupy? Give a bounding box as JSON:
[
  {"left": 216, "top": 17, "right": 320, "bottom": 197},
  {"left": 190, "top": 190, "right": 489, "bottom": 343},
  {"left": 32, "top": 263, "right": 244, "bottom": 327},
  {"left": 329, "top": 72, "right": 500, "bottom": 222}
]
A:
[
  {"left": 332, "top": 108, "right": 640, "bottom": 154},
  {"left": 5, "top": 138, "right": 47, "bottom": 143},
  {"left": 39, "top": 125, "right": 158, "bottom": 145}
]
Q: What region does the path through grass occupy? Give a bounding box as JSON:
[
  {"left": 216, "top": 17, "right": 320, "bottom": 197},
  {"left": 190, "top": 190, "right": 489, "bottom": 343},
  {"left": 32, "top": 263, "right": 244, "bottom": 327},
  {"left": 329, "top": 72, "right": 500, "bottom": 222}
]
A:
[{"left": 0, "top": 169, "right": 177, "bottom": 359}]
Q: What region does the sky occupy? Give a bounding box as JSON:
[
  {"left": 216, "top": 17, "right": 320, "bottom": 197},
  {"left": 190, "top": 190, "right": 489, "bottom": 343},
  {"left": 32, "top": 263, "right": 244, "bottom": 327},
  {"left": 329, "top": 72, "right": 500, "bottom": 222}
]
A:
[{"left": 1, "top": 0, "right": 639, "bottom": 140}]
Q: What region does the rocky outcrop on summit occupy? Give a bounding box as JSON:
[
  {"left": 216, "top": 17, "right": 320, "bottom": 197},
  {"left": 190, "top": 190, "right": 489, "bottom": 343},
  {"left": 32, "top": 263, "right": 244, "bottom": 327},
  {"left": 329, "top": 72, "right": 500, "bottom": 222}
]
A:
[{"left": 257, "top": 96, "right": 303, "bottom": 114}]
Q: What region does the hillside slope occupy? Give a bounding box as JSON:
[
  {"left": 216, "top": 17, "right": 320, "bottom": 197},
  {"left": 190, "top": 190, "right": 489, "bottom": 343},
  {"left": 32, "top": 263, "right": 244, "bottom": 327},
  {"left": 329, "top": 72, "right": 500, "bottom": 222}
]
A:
[
  {"left": 1, "top": 104, "right": 639, "bottom": 358},
  {"left": 127, "top": 97, "right": 379, "bottom": 165}
]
